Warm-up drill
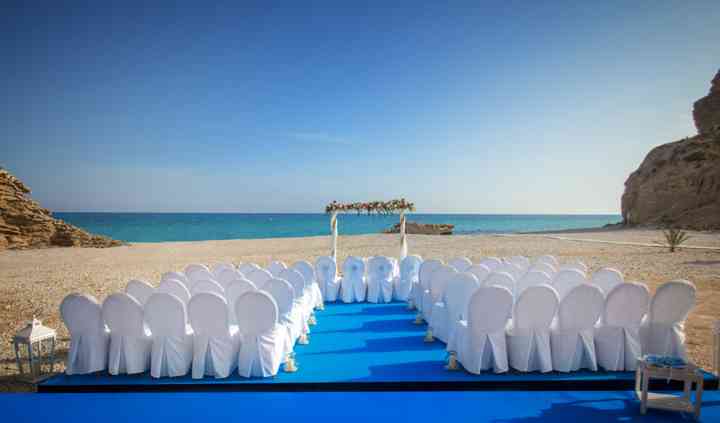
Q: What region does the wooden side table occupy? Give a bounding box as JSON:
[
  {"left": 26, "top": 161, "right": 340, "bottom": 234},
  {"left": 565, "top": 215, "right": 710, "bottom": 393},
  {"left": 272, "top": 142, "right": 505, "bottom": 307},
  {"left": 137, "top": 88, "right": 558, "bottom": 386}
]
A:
[{"left": 635, "top": 358, "right": 704, "bottom": 420}]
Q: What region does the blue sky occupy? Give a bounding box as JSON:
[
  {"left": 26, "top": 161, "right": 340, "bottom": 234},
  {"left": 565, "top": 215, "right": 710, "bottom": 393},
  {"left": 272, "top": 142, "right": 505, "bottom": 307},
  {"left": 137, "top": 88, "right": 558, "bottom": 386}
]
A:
[{"left": 2, "top": 1, "right": 718, "bottom": 213}]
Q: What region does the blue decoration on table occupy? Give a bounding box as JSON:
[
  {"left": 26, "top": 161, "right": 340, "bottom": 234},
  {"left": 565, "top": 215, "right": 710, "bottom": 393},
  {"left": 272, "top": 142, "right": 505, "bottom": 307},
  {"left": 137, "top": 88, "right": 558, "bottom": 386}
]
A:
[{"left": 644, "top": 354, "right": 688, "bottom": 368}]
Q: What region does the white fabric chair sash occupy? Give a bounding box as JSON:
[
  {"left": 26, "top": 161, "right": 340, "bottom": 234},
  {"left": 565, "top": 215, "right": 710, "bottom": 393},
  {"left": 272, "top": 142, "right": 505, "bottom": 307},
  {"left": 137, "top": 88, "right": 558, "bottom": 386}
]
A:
[{"left": 60, "top": 293, "right": 109, "bottom": 375}]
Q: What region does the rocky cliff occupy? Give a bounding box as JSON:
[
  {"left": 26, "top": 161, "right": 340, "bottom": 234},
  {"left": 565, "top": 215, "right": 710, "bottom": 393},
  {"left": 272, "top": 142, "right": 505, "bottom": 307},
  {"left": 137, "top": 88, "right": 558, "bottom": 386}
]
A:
[
  {"left": 621, "top": 70, "right": 720, "bottom": 230},
  {"left": 384, "top": 222, "right": 454, "bottom": 235},
  {"left": 0, "top": 168, "right": 123, "bottom": 249}
]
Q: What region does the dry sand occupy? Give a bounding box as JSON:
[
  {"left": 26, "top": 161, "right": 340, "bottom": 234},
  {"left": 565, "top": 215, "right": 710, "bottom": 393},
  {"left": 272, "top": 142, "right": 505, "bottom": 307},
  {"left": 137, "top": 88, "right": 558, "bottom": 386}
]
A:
[{"left": 1, "top": 228, "right": 718, "bottom": 391}]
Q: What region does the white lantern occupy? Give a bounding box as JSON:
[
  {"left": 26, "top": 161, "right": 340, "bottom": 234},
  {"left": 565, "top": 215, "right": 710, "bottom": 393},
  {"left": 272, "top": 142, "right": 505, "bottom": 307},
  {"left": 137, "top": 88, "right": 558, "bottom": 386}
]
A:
[{"left": 12, "top": 317, "right": 57, "bottom": 382}]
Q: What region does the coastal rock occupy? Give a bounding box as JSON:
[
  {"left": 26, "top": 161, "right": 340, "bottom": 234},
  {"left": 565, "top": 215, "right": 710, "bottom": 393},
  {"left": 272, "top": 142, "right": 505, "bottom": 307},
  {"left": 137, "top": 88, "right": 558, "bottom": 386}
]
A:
[
  {"left": 383, "top": 222, "right": 454, "bottom": 235},
  {"left": 622, "top": 71, "right": 720, "bottom": 230},
  {"left": 0, "top": 168, "right": 123, "bottom": 249}
]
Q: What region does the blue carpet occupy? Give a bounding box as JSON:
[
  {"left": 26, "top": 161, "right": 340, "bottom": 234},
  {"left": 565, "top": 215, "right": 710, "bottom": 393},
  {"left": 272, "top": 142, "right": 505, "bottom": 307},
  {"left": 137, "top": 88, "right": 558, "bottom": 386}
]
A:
[
  {"left": 4, "top": 391, "right": 720, "bottom": 422},
  {"left": 40, "top": 302, "right": 718, "bottom": 389}
]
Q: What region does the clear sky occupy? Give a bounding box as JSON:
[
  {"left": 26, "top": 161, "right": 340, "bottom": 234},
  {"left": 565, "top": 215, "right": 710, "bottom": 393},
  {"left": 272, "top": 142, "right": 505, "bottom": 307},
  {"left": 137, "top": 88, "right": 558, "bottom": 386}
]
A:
[{"left": 2, "top": 1, "right": 718, "bottom": 214}]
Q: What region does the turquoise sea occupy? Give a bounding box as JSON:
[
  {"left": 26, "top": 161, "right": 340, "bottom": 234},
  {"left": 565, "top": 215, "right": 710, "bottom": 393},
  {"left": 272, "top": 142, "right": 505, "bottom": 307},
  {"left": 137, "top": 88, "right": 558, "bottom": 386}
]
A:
[{"left": 55, "top": 213, "right": 621, "bottom": 243}]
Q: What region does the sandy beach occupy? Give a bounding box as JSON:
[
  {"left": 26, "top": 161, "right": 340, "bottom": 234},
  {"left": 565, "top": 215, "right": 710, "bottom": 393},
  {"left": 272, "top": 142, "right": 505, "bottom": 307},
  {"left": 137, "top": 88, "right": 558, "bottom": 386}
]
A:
[{"left": 1, "top": 228, "right": 718, "bottom": 391}]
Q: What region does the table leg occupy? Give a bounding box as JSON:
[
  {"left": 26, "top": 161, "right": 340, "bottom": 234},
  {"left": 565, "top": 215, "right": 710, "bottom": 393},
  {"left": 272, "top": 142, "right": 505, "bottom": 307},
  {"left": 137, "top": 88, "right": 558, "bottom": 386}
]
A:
[
  {"left": 695, "top": 377, "right": 703, "bottom": 420},
  {"left": 14, "top": 343, "right": 23, "bottom": 374},
  {"left": 641, "top": 370, "right": 649, "bottom": 415}
]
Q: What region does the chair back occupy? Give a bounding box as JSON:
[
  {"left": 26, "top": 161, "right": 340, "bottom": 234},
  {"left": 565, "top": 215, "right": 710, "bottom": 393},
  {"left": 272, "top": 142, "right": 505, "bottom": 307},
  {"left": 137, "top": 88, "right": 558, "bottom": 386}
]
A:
[
  {"left": 188, "top": 292, "right": 230, "bottom": 337},
  {"left": 591, "top": 267, "right": 624, "bottom": 295},
  {"left": 191, "top": 279, "right": 225, "bottom": 297},
  {"left": 603, "top": 282, "right": 649, "bottom": 326},
  {"left": 552, "top": 269, "right": 587, "bottom": 299},
  {"left": 557, "top": 284, "right": 604, "bottom": 330},
  {"left": 648, "top": 280, "right": 696, "bottom": 324},
  {"left": 102, "top": 293, "right": 145, "bottom": 336},
  {"left": 262, "top": 278, "right": 294, "bottom": 316},
  {"left": 278, "top": 268, "right": 305, "bottom": 300},
  {"left": 238, "top": 262, "right": 261, "bottom": 275},
  {"left": 528, "top": 262, "right": 556, "bottom": 277},
  {"left": 212, "top": 263, "right": 235, "bottom": 278},
  {"left": 268, "top": 261, "right": 287, "bottom": 277},
  {"left": 497, "top": 262, "right": 524, "bottom": 281},
  {"left": 292, "top": 260, "right": 316, "bottom": 288},
  {"left": 235, "top": 291, "right": 279, "bottom": 336},
  {"left": 186, "top": 268, "right": 215, "bottom": 287},
  {"left": 516, "top": 271, "right": 552, "bottom": 296},
  {"left": 448, "top": 257, "right": 472, "bottom": 273},
  {"left": 315, "top": 256, "right": 337, "bottom": 284},
  {"left": 418, "top": 259, "right": 443, "bottom": 291},
  {"left": 342, "top": 256, "right": 366, "bottom": 282},
  {"left": 484, "top": 272, "right": 516, "bottom": 297},
  {"left": 368, "top": 256, "right": 393, "bottom": 281},
  {"left": 246, "top": 268, "right": 273, "bottom": 290},
  {"left": 513, "top": 285, "right": 559, "bottom": 330},
  {"left": 125, "top": 279, "right": 154, "bottom": 306},
  {"left": 226, "top": 278, "right": 257, "bottom": 324},
  {"left": 445, "top": 273, "right": 481, "bottom": 322},
  {"left": 158, "top": 279, "right": 191, "bottom": 305},
  {"left": 60, "top": 293, "right": 105, "bottom": 337},
  {"left": 161, "top": 271, "right": 189, "bottom": 288},
  {"left": 430, "top": 264, "right": 457, "bottom": 302},
  {"left": 215, "top": 268, "right": 242, "bottom": 290},
  {"left": 185, "top": 263, "right": 210, "bottom": 276},
  {"left": 466, "top": 264, "right": 491, "bottom": 285},
  {"left": 477, "top": 257, "right": 502, "bottom": 271},
  {"left": 559, "top": 260, "right": 588, "bottom": 274},
  {"left": 467, "top": 286, "right": 513, "bottom": 333},
  {"left": 144, "top": 293, "right": 187, "bottom": 337},
  {"left": 508, "top": 256, "right": 531, "bottom": 271},
  {"left": 536, "top": 255, "right": 559, "bottom": 268},
  {"left": 399, "top": 255, "right": 422, "bottom": 281}
]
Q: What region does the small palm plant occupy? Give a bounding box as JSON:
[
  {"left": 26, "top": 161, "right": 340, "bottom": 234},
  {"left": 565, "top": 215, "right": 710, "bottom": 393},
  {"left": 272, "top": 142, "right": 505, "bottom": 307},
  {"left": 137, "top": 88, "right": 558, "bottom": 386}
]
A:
[{"left": 660, "top": 227, "right": 691, "bottom": 252}]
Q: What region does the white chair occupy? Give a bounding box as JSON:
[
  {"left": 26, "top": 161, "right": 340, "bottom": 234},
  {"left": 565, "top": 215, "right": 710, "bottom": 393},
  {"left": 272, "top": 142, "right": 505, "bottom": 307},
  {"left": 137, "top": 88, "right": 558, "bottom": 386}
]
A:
[
  {"left": 516, "top": 271, "right": 552, "bottom": 296},
  {"left": 478, "top": 257, "right": 502, "bottom": 271},
  {"left": 191, "top": 279, "right": 225, "bottom": 298},
  {"left": 212, "top": 263, "right": 236, "bottom": 278},
  {"left": 125, "top": 279, "right": 154, "bottom": 306},
  {"left": 215, "top": 268, "right": 243, "bottom": 290},
  {"left": 639, "top": 280, "right": 696, "bottom": 360},
  {"left": 432, "top": 272, "right": 480, "bottom": 344},
  {"left": 315, "top": 256, "right": 340, "bottom": 302},
  {"left": 292, "top": 260, "right": 323, "bottom": 309},
  {"left": 185, "top": 263, "right": 210, "bottom": 276},
  {"left": 595, "top": 282, "right": 650, "bottom": 371},
  {"left": 449, "top": 286, "right": 513, "bottom": 374},
  {"left": 102, "top": 293, "right": 151, "bottom": 375},
  {"left": 536, "top": 255, "right": 559, "bottom": 268},
  {"left": 559, "top": 260, "right": 588, "bottom": 274},
  {"left": 144, "top": 293, "right": 193, "bottom": 378},
  {"left": 188, "top": 292, "right": 240, "bottom": 379},
  {"left": 484, "top": 272, "right": 516, "bottom": 301},
  {"left": 552, "top": 269, "right": 587, "bottom": 300},
  {"left": 279, "top": 268, "right": 313, "bottom": 318},
  {"left": 448, "top": 257, "right": 472, "bottom": 273},
  {"left": 161, "top": 271, "right": 190, "bottom": 289},
  {"left": 422, "top": 265, "right": 457, "bottom": 322},
  {"left": 550, "top": 284, "right": 604, "bottom": 372},
  {"left": 507, "top": 285, "right": 559, "bottom": 373},
  {"left": 508, "top": 256, "right": 531, "bottom": 271},
  {"left": 466, "top": 264, "right": 491, "bottom": 285},
  {"left": 60, "top": 294, "right": 108, "bottom": 375},
  {"left": 591, "top": 267, "right": 624, "bottom": 296},
  {"left": 414, "top": 259, "right": 443, "bottom": 312},
  {"left": 239, "top": 262, "right": 261, "bottom": 275},
  {"left": 528, "top": 262, "right": 556, "bottom": 278},
  {"left": 246, "top": 268, "right": 273, "bottom": 290},
  {"left": 393, "top": 255, "right": 422, "bottom": 301},
  {"left": 340, "top": 256, "right": 366, "bottom": 303},
  {"left": 263, "top": 277, "right": 303, "bottom": 352},
  {"left": 158, "top": 279, "right": 191, "bottom": 305},
  {"left": 497, "top": 262, "right": 524, "bottom": 282},
  {"left": 235, "top": 291, "right": 287, "bottom": 377},
  {"left": 226, "top": 278, "right": 257, "bottom": 325},
  {"left": 268, "top": 261, "right": 287, "bottom": 277},
  {"left": 186, "top": 268, "right": 215, "bottom": 288},
  {"left": 367, "top": 256, "right": 394, "bottom": 303}
]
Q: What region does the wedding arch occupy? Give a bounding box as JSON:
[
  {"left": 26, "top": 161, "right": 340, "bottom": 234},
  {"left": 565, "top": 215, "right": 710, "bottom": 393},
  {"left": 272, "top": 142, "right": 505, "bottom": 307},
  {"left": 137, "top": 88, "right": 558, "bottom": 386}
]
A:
[{"left": 325, "top": 199, "right": 415, "bottom": 262}]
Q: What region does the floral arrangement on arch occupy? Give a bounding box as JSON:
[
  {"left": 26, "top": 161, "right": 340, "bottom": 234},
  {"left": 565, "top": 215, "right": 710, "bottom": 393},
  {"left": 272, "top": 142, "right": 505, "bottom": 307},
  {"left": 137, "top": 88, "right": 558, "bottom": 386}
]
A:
[{"left": 325, "top": 198, "right": 415, "bottom": 215}]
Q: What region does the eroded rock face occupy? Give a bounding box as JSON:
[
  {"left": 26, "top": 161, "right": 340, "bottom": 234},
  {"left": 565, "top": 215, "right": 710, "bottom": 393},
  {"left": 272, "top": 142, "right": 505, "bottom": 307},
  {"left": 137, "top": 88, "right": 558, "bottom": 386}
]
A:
[
  {"left": 0, "top": 168, "right": 123, "bottom": 249},
  {"left": 693, "top": 70, "right": 720, "bottom": 135},
  {"left": 384, "top": 222, "right": 454, "bottom": 235}
]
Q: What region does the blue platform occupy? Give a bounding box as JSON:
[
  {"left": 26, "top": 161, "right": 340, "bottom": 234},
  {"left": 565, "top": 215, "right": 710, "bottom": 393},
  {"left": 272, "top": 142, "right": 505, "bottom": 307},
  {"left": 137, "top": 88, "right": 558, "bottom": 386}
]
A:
[{"left": 39, "top": 302, "right": 718, "bottom": 392}]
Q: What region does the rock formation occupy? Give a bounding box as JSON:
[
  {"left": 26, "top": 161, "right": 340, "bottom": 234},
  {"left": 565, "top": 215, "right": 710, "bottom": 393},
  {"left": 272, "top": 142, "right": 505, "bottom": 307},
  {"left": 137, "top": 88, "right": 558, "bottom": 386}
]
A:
[
  {"left": 384, "top": 222, "right": 454, "bottom": 235},
  {"left": 621, "top": 70, "right": 720, "bottom": 230},
  {"left": 0, "top": 168, "right": 123, "bottom": 249}
]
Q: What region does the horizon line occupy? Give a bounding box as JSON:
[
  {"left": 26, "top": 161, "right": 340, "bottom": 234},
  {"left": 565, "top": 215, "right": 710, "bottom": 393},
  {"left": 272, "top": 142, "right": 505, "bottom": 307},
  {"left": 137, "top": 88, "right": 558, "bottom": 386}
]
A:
[{"left": 53, "top": 211, "right": 622, "bottom": 216}]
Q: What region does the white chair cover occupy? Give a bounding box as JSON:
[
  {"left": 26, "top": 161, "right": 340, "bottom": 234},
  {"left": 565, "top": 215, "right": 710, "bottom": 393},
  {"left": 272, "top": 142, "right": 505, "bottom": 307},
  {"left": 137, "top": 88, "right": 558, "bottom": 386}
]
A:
[
  {"left": 367, "top": 256, "right": 394, "bottom": 303},
  {"left": 393, "top": 255, "right": 422, "bottom": 301},
  {"left": 432, "top": 273, "right": 479, "bottom": 344},
  {"left": 161, "top": 271, "right": 190, "bottom": 289},
  {"left": 188, "top": 292, "right": 239, "bottom": 379},
  {"left": 591, "top": 267, "right": 624, "bottom": 296},
  {"left": 102, "top": 293, "right": 151, "bottom": 375},
  {"left": 497, "top": 262, "right": 524, "bottom": 282},
  {"left": 186, "top": 268, "right": 215, "bottom": 289},
  {"left": 552, "top": 269, "right": 587, "bottom": 300},
  {"left": 639, "top": 280, "right": 696, "bottom": 360},
  {"left": 484, "top": 272, "right": 516, "bottom": 301},
  {"left": 550, "top": 284, "right": 604, "bottom": 372},
  {"left": 268, "top": 261, "right": 287, "bottom": 277},
  {"left": 263, "top": 277, "right": 303, "bottom": 353},
  {"left": 246, "top": 268, "right": 273, "bottom": 290},
  {"left": 185, "top": 263, "right": 210, "bottom": 275},
  {"left": 422, "top": 265, "right": 457, "bottom": 322},
  {"left": 212, "top": 263, "right": 236, "bottom": 278},
  {"left": 158, "top": 279, "right": 191, "bottom": 305},
  {"left": 144, "top": 293, "right": 193, "bottom": 378},
  {"left": 477, "top": 257, "right": 502, "bottom": 271},
  {"left": 340, "top": 256, "right": 366, "bottom": 303},
  {"left": 516, "top": 271, "right": 552, "bottom": 296},
  {"left": 507, "top": 285, "right": 559, "bottom": 372},
  {"left": 595, "top": 282, "right": 649, "bottom": 371},
  {"left": 238, "top": 262, "right": 261, "bottom": 275},
  {"left": 448, "top": 257, "right": 473, "bottom": 273},
  {"left": 559, "top": 260, "right": 588, "bottom": 274},
  {"left": 449, "top": 286, "right": 512, "bottom": 374},
  {"left": 215, "top": 268, "right": 243, "bottom": 290},
  {"left": 125, "top": 279, "right": 155, "bottom": 306},
  {"left": 316, "top": 256, "right": 340, "bottom": 302},
  {"left": 226, "top": 278, "right": 257, "bottom": 325},
  {"left": 414, "top": 259, "right": 443, "bottom": 312},
  {"left": 235, "top": 291, "right": 286, "bottom": 378},
  {"left": 279, "top": 268, "right": 313, "bottom": 319},
  {"left": 508, "top": 256, "right": 531, "bottom": 271},
  {"left": 191, "top": 279, "right": 225, "bottom": 298},
  {"left": 467, "top": 264, "right": 491, "bottom": 285},
  {"left": 60, "top": 294, "right": 108, "bottom": 375},
  {"left": 536, "top": 255, "right": 559, "bottom": 268},
  {"left": 528, "top": 262, "right": 556, "bottom": 278},
  {"left": 292, "top": 260, "right": 323, "bottom": 309}
]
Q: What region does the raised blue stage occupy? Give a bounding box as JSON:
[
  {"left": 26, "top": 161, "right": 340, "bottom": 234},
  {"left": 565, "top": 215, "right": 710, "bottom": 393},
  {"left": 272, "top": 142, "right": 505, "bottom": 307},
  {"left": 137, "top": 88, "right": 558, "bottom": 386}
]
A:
[{"left": 39, "top": 302, "right": 719, "bottom": 392}]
